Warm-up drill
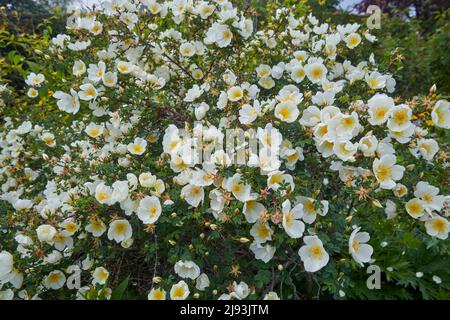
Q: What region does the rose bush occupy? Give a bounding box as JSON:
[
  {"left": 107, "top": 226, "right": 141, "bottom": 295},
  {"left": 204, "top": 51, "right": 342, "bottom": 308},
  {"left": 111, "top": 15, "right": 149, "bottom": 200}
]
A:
[{"left": 0, "top": 0, "right": 449, "bottom": 300}]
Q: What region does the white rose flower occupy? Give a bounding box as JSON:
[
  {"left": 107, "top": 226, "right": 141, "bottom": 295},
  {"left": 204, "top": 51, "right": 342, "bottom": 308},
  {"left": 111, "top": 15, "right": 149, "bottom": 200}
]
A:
[
  {"left": 349, "top": 227, "right": 373, "bottom": 266},
  {"left": 281, "top": 199, "right": 305, "bottom": 239},
  {"left": 107, "top": 219, "right": 132, "bottom": 243},
  {"left": 137, "top": 196, "right": 162, "bottom": 224},
  {"left": 298, "top": 236, "right": 329, "bottom": 272},
  {"left": 170, "top": 280, "right": 190, "bottom": 300},
  {"left": 36, "top": 224, "right": 57, "bottom": 243},
  {"left": 174, "top": 260, "right": 201, "bottom": 280}
]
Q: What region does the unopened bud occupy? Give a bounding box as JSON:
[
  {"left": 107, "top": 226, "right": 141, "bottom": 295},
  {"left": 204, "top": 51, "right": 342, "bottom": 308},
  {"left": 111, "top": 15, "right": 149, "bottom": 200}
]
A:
[
  {"left": 238, "top": 237, "right": 250, "bottom": 243},
  {"left": 152, "top": 276, "right": 162, "bottom": 284},
  {"left": 371, "top": 199, "right": 383, "bottom": 208}
]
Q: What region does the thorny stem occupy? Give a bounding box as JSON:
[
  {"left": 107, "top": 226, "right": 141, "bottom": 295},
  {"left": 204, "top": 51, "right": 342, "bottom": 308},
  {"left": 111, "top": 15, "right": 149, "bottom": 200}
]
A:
[
  {"left": 151, "top": 232, "right": 159, "bottom": 289},
  {"left": 306, "top": 271, "right": 313, "bottom": 300}
]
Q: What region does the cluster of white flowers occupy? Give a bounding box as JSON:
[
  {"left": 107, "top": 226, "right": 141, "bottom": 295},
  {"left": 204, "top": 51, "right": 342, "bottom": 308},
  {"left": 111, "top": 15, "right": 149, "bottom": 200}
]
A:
[{"left": 1, "top": 0, "right": 449, "bottom": 300}]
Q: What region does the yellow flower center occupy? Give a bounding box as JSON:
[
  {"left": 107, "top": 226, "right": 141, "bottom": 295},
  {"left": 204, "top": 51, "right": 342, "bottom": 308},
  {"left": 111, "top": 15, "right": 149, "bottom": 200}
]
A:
[
  {"left": 287, "top": 152, "right": 298, "bottom": 162},
  {"left": 435, "top": 109, "right": 444, "bottom": 124},
  {"left": 363, "top": 140, "right": 372, "bottom": 148},
  {"left": 376, "top": 108, "right": 387, "bottom": 119},
  {"left": 433, "top": 219, "right": 446, "bottom": 232},
  {"left": 407, "top": 202, "right": 422, "bottom": 215},
  {"left": 66, "top": 223, "right": 77, "bottom": 233},
  {"left": 422, "top": 193, "right": 433, "bottom": 203},
  {"left": 86, "top": 87, "right": 95, "bottom": 97},
  {"left": 259, "top": 69, "right": 270, "bottom": 77},
  {"left": 246, "top": 201, "right": 256, "bottom": 210},
  {"left": 278, "top": 106, "right": 291, "bottom": 119},
  {"left": 309, "top": 245, "right": 324, "bottom": 259},
  {"left": 419, "top": 143, "right": 432, "bottom": 154},
  {"left": 393, "top": 110, "right": 408, "bottom": 124},
  {"left": 223, "top": 30, "right": 232, "bottom": 41},
  {"left": 269, "top": 175, "right": 282, "bottom": 185},
  {"left": 349, "top": 36, "right": 359, "bottom": 46},
  {"left": 258, "top": 225, "right": 270, "bottom": 239},
  {"left": 91, "top": 220, "right": 103, "bottom": 231},
  {"left": 89, "top": 128, "right": 100, "bottom": 136},
  {"left": 342, "top": 117, "right": 354, "bottom": 128},
  {"left": 305, "top": 201, "right": 315, "bottom": 214},
  {"left": 169, "top": 141, "right": 179, "bottom": 152},
  {"left": 396, "top": 187, "right": 406, "bottom": 196},
  {"left": 285, "top": 212, "right": 294, "bottom": 228},
  {"left": 339, "top": 143, "right": 351, "bottom": 155},
  {"left": 132, "top": 144, "right": 143, "bottom": 153},
  {"left": 232, "top": 184, "right": 242, "bottom": 194},
  {"left": 376, "top": 164, "right": 392, "bottom": 181},
  {"left": 296, "top": 69, "right": 305, "bottom": 78},
  {"left": 369, "top": 79, "right": 379, "bottom": 88},
  {"left": 44, "top": 137, "right": 54, "bottom": 144},
  {"left": 352, "top": 240, "right": 360, "bottom": 252},
  {"left": 149, "top": 206, "right": 158, "bottom": 217},
  {"left": 317, "top": 125, "right": 328, "bottom": 137},
  {"left": 114, "top": 223, "right": 126, "bottom": 234},
  {"left": 98, "top": 269, "right": 109, "bottom": 281},
  {"left": 48, "top": 273, "right": 61, "bottom": 283},
  {"left": 191, "top": 187, "right": 201, "bottom": 197},
  {"left": 150, "top": 4, "right": 159, "bottom": 13},
  {"left": 153, "top": 290, "right": 164, "bottom": 300},
  {"left": 231, "top": 90, "right": 242, "bottom": 100},
  {"left": 97, "top": 192, "right": 110, "bottom": 201},
  {"left": 173, "top": 286, "right": 185, "bottom": 298},
  {"left": 311, "top": 67, "right": 323, "bottom": 79}
]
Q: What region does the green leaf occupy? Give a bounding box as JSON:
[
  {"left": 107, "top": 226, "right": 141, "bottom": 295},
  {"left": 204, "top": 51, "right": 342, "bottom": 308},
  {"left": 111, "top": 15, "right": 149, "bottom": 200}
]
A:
[
  {"left": 111, "top": 275, "right": 130, "bottom": 300},
  {"left": 27, "top": 61, "right": 42, "bottom": 73},
  {"left": 254, "top": 269, "right": 271, "bottom": 288},
  {"left": 13, "top": 54, "right": 24, "bottom": 65}
]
